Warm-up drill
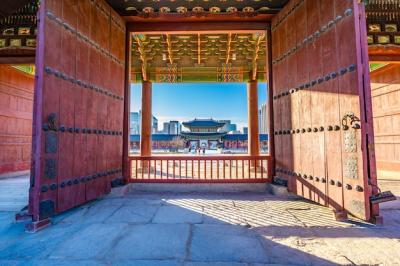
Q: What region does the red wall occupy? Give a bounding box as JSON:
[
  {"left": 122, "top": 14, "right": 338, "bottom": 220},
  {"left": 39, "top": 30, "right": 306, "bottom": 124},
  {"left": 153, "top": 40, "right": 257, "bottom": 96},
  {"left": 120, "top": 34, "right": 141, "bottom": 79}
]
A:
[
  {"left": 371, "top": 64, "right": 400, "bottom": 172},
  {"left": 0, "top": 65, "right": 34, "bottom": 174}
]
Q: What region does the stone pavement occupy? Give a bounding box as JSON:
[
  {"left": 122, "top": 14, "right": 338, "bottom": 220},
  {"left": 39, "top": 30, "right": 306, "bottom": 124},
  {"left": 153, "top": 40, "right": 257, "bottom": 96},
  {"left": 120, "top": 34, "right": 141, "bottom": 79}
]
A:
[
  {"left": 0, "top": 174, "right": 29, "bottom": 212},
  {"left": 0, "top": 191, "right": 399, "bottom": 266},
  {"left": 378, "top": 170, "right": 400, "bottom": 197}
]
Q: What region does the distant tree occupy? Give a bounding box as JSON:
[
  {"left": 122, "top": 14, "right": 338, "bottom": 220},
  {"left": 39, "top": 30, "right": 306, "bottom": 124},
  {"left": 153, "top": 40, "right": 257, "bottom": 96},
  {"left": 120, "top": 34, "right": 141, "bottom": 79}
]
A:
[{"left": 170, "top": 136, "right": 186, "bottom": 150}]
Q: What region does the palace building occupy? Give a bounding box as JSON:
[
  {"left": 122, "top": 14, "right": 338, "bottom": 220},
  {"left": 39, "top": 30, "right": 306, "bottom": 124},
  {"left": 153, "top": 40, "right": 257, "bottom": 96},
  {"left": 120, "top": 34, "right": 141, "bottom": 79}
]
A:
[
  {"left": 130, "top": 118, "right": 269, "bottom": 151},
  {"left": 180, "top": 118, "right": 227, "bottom": 149},
  {"left": 129, "top": 133, "right": 269, "bottom": 152}
]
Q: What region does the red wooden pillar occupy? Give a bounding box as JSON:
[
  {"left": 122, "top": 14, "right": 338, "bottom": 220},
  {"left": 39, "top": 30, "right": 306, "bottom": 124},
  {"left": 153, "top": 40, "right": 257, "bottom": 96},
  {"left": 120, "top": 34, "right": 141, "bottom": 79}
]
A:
[
  {"left": 140, "top": 81, "right": 152, "bottom": 157},
  {"left": 247, "top": 80, "right": 260, "bottom": 157},
  {"left": 267, "top": 28, "right": 275, "bottom": 181},
  {"left": 123, "top": 32, "right": 132, "bottom": 184}
]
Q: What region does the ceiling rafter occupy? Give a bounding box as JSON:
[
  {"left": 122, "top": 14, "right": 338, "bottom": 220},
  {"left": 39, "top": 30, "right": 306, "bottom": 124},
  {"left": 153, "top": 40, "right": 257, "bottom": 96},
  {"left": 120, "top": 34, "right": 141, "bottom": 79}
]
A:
[
  {"left": 134, "top": 34, "right": 148, "bottom": 81},
  {"left": 197, "top": 34, "right": 201, "bottom": 65},
  {"left": 130, "top": 33, "right": 267, "bottom": 83},
  {"left": 190, "top": 34, "right": 207, "bottom": 64},
  {"left": 225, "top": 33, "right": 233, "bottom": 64},
  {"left": 251, "top": 33, "right": 265, "bottom": 81},
  {"left": 106, "top": 0, "right": 289, "bottom": 18},
  {"left": 165, "top": 34, "right": 174, "bottom": 64}
]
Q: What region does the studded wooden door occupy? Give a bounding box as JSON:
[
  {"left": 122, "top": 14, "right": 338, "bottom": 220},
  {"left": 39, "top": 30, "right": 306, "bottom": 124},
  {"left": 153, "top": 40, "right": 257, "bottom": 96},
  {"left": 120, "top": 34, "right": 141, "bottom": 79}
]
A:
[
  {"left": 28, "top": 0, "right": 126, "bottom": 226},
  {"left": 272, "top": 0, "right": 379, "bottom": 222}
]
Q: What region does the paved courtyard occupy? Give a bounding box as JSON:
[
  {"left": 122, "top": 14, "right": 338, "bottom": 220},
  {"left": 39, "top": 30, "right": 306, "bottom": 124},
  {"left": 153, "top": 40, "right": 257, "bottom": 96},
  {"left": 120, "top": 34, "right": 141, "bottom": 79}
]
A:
[
  {"left": 0, "top": 187, "right": 400, "bottom": 266},
  {"left": 0, "top": 174, "right": 29, "bottom": 212},
  {"left": 378, "top": 170, "right": 400, "bottom": 197}
]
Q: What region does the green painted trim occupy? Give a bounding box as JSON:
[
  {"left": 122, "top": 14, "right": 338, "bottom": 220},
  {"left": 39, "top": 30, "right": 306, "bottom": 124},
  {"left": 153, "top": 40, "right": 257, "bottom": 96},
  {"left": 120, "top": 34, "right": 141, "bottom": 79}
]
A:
[
  {"left": 12, "top": 65, "right": 35, "bottom": 75},
  {"left": 369, "top": 63, "right": 388, "bottom": 72}
]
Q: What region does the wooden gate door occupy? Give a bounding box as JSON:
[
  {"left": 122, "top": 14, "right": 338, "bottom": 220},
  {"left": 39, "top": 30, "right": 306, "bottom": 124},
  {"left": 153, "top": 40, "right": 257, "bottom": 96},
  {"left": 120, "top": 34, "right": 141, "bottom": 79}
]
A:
[
  {"left": 28, "top": 0, "right": 126, "bottom": 230},
  {"left": 272, "top": 0, "right": 379, "bottom": 222}
]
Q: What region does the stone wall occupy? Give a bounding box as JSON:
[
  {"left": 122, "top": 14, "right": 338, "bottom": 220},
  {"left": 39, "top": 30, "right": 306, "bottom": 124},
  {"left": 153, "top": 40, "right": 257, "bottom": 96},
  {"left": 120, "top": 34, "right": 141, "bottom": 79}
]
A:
[
  {"left": 371, "top": 64, "right": 400, "bottom": 172},
  {"left": 0, "top": 65, "right": 34, "bottom": 175}
]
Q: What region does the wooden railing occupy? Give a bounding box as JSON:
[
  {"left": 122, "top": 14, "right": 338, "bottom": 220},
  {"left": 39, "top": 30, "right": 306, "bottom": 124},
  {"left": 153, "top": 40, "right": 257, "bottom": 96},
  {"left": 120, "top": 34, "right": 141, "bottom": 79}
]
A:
[{"left": 129, "top": 155, "right": 271, "bottom": 183}]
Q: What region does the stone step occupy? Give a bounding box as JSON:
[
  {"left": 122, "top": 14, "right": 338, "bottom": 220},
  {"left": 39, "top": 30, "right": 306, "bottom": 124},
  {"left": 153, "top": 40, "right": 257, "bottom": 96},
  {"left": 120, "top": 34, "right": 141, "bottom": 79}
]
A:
[{"left": 118, "top": 182, "right": 270, "bottom": 194}]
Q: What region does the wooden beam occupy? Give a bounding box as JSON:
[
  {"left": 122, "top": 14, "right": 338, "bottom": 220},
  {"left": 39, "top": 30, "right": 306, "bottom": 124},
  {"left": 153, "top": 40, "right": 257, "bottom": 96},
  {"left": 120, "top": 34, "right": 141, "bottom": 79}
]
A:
[
  {"left": 197, "top": 34, "right": 201, "bottom": 65},
  {"left": 123, "top": 31, "right": 132, "bottom": 184},
  {"left": 140, "top": 81, "right": 152, "bottom": 157},
  {"left": 0, "top": 56, "right": 35, "bottom": 64},
  {"left": 128, "top": 22, "right": 270, "bottom": 34},
  {"left": 0, "top": 0, "right": 33, "bottom": 19},
  {"left": 252, "top": 33, "right": 265, "bottom": 81},
  {"left": 134, "top": 34, "right": 148, "bottom": 81},
  {"left": 190, "top": 34, "right": 206, "bottom": 64},
  {"left": 368, "top": 45, "right": 400, "bottom": 62},
  {"left": 369, "top": 55, "right": 400, "bottom": 62},
  {"left": 248, "top": 80, "right": 260, "bottom": 157},
  {"left": 123, "top": 13, "right": 275, "bottom": 24},
  {"left": 225, "top": 33, "right": 232, "bottom": 64},
  {"left": 266, "top": 28, "right": 275, "bottom": 180},
  {"left": 0, "top": 47, "right": 36, "bottom": 64},
  {"left": 166, "top": 34, "right": 173, "bottom": 64}
]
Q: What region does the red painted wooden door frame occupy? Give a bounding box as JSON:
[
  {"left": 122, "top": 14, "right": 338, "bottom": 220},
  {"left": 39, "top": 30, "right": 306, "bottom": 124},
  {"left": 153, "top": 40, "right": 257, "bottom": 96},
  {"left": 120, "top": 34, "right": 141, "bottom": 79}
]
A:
[
  {"left": 271, "top": 0, "right": 379, "bottom": 222},
  {"left": 27, "top": 0, "right": 126, "bottom": 231}
]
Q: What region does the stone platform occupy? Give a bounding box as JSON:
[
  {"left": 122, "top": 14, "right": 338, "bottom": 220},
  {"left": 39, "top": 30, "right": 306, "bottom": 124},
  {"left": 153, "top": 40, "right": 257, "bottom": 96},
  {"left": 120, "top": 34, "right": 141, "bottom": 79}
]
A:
[{"left": 0, "top": 190, "right": 399, "bottom": 265}]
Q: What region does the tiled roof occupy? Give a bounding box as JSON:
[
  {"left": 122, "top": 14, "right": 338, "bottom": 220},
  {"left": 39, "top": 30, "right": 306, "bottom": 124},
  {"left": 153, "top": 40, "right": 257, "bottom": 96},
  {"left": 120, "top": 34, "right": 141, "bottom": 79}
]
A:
[
  {"left": 182, "top": 119, "right": 225, "bottom": 128},
  {"left": 180, "top": 132, "right": 226, "bottom": 137}
]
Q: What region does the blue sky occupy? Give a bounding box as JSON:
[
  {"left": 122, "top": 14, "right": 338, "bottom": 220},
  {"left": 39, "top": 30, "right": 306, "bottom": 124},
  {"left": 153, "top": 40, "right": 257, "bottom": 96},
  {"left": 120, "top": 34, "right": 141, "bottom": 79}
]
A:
[{"left": 131, "top": 83, "right": 268, "bottom": 130}]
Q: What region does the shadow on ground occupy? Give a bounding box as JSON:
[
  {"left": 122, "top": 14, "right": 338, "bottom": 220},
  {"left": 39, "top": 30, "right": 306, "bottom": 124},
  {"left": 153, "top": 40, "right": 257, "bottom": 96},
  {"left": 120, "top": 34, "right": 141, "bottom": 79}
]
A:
[{"left": 0, "top": 191, "right": 400, "bottom": 266}]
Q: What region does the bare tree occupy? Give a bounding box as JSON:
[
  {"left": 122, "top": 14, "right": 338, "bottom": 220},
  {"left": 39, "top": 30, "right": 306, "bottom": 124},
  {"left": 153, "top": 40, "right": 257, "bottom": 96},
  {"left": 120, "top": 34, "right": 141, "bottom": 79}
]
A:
[{"left": 170, "top": 136, "right": 186, "bottom": 151}]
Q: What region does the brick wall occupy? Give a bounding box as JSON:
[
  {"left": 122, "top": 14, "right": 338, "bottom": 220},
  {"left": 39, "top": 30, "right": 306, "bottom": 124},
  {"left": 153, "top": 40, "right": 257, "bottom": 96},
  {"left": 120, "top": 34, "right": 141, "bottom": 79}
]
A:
[
  {"left": 371, "top": 64, "right": 400, "bottom": 172},
  {"left": 0, "top": 65, "right": 34, "bottom": 175}
]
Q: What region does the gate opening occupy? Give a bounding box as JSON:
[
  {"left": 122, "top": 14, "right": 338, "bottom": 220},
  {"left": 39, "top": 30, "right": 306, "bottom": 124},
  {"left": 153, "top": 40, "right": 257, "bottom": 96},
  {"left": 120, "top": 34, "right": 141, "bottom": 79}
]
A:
[
  {"left": 129, "top": 82, "right": 269, "bottom": 154},
  {"left": 127, "top": 32, "right": 273, "bottom": 183}
]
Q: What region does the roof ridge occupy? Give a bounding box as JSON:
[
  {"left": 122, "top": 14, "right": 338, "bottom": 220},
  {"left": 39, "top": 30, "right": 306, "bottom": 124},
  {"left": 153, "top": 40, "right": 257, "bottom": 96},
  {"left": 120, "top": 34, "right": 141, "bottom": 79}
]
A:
[{"left": 193, "top": 118, "right": 216, "bottom": 121}]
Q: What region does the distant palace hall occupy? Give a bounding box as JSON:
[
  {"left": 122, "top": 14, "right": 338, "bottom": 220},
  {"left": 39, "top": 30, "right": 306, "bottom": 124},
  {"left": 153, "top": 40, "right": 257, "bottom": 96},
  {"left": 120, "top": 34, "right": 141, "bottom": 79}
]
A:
[
  {"left": 181, "top": 119, "right": 227, "bottom": 149},
  {"left": 130, "top": 118, "right": 268, "bottom": 151}
]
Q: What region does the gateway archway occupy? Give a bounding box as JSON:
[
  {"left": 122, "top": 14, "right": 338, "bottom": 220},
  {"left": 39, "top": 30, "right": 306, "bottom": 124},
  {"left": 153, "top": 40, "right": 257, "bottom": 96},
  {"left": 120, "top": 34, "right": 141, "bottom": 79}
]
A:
[
  {"left": 1, "top": 0, "right": 380, "bottom": 231},
  {"left": 127, "top": 30, "right": 272, "bottom": 184}
]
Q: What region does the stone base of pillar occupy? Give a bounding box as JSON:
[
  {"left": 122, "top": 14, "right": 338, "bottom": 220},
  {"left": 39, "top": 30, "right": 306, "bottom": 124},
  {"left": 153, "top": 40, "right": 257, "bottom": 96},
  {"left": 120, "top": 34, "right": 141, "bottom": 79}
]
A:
[
  {"left": 25, "top": 218, "right": 51, "bottom": 233},
  {"left": 333, "top": 210, "right": 348, "bottom": 222},
  {"left": 15, "top": 205, "right": 31, "bottom": 223},
  {"left": 370, "top": 215, "right": 384, "bottom": 225}
]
